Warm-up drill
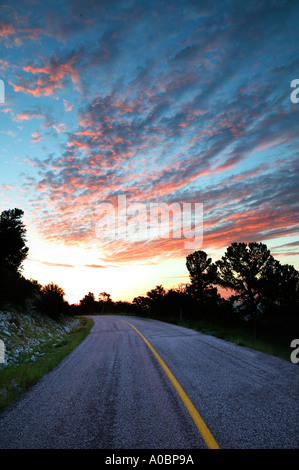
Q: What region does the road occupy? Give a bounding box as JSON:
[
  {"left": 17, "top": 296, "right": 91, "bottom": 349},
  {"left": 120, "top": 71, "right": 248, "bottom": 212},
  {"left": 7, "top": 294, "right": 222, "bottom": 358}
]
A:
[{"left": 0, "top": 315, "right": 298, "bottom": 449}]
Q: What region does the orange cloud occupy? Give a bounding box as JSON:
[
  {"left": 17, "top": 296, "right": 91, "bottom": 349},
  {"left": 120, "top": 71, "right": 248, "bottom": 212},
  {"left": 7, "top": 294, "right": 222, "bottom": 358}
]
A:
[
  {"left": 11, "top": 55, "right": 80, "bottom": 97},
  {"left": 52, "top": 123, "right": 66, "bottom": 133},
  {"left": 31, "top": 131, "right": 43, "bottom": 142},
  {"left": 11, "top": 81, "right": 59, "bottom": 97},
  {"left": 0, "top": 22, "right": 16, "bottom": 38},
  {"left": 15, "top": 111, "right": 44, "bottom": 121},
  {"left": 63, "top": 99, "right": 74, "bottom": 112},
  {"left": 0, "top": 59, "right": 9, "bottom": 69},
  {"left": 23, "top": 54, "right": 80, "bottom": 85}
]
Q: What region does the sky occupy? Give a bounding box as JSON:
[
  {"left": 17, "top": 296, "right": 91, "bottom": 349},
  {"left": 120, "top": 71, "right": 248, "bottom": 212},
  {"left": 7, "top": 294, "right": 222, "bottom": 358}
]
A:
[{"left": 0, "top": 0, "right": 298, "bottom": 304}]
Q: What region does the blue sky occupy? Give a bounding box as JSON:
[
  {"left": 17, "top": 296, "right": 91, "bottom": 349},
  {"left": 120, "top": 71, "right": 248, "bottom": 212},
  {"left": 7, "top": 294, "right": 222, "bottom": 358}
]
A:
[{"left": 0, "top": 0, "right": 298, "bottom": 303}]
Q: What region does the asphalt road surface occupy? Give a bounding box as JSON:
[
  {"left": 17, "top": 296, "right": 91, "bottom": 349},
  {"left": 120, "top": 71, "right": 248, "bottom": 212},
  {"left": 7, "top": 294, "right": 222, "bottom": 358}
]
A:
[{"left": 0, "top": 315, "right": 298, "bottom": 449}]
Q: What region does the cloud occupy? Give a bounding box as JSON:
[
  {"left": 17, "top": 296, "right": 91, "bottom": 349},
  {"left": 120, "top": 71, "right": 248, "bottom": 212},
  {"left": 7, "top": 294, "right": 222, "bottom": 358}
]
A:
[
  {"left": 31, "top": 130, "right": 43, "bottom": 143},
  {"left": 29, "top": 259, "right": 75, "bottom": 268},
  {"left": 0, "top": 22, "right": 16, "bottom": 38},
  {"left": 23, "top": 54, "right": 80, "bottom": 86},
  {"left": 2, "top": 0, "right": 299, "bottom": 271},
  {"left": 15, "top": 110, "right": 45, "bottom": 121},
  {"left": 272, "top": 241, "right": 299, "bottom": 250},
  {"left": 11, "top": 52, "right": 81, "bottom": 97},
  {"left": 63, "top": 99, "right": 74, "bottom": 112},
  {"left": 84, "top": 264, "right": 112, "bottom": 268},
  {"left": 0, "top": 59, "right": 9, "bottom": 69}
]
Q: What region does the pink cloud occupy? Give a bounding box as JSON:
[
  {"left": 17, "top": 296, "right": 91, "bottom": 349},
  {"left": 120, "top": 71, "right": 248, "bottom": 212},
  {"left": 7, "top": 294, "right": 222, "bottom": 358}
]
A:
[
  {"left": 0, "top": 22, "right": 16, "bottom": 38},
  {"left": 23, "top": 56, "right": 79, "bottom": 84},
  {"left": 63, "top": 99, "right": 74, "bottom": 112},
  {"left": 10, "top": 80, "right": 59, "bottom": 97},
  {"left": 15, "top": 111, "right": 44, "bottom": 121},
  {"left": 31, "top": 131, "right": 43, "bottom": 142},
  {"left": 11, "top": 54, "right": 80, "bottom": 97},
  {"left": 52, "top": 123, "right": 66, "bottom": 133}
]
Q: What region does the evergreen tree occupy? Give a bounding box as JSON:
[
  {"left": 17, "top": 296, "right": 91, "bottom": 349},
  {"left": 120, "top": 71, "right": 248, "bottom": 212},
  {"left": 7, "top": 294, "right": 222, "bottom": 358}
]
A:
[{"left": 0, "top": 208, "right": 29, "bottom": 273}]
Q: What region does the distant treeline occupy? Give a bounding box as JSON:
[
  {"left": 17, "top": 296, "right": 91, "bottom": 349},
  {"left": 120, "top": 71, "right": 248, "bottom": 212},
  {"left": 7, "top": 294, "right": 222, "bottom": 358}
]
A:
[{"left": 1, "top": 208, "right": 298, "bottom": 341}]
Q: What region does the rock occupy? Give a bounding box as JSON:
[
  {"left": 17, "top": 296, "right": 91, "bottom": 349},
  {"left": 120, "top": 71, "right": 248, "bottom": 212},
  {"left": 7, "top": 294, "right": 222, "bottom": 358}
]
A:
[{"left": 1, "top": 310, "right": 80, "bottom": 366}]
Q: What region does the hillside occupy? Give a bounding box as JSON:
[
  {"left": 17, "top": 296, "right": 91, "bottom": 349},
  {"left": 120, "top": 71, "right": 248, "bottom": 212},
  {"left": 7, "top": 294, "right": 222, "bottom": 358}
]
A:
[{"left": 0, "top": 309, "right": 80, "bottom": 368}]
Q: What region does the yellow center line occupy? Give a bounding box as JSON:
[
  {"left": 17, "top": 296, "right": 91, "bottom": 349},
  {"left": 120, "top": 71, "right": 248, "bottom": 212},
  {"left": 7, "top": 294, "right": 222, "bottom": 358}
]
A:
[{"left": 120, "top": 319, "right": 220, "bottom": 450}]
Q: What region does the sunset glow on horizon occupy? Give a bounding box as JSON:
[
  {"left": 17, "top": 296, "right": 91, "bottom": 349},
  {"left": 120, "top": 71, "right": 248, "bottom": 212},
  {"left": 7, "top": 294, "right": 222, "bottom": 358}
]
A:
[{"left": 1, "top": 0, "right": 298, "bottom": 305}]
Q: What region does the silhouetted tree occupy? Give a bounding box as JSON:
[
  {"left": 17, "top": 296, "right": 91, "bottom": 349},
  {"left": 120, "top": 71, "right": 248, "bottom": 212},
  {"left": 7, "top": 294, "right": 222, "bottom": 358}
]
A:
[
  {"left": 186, "top": 250, "right": 219, "bottom": 317},
  {"left": 259, "top": 258, "right": 299, "bottom": 319},
  {"left": 114, "top": 301, "right": 132, "bottom": 314},
  {"left": 98, "top": 292, "right": 111, "bottom": 302},
  {"left": 163, "top": 288, "right": 193, "bottom": 321},
  {"left": 79, "top": 292, "right": 97, "bottom": 314},
  {"left": 132, "top": 296, "right": 150, "bottom": 315},
  {"left": 0, "top": 273, "right": 41, "bottom": 309},
  {"left": 0, "top": 208, "right": 29, "bottom": 273},
  {"left": 146, "top": 285, "right": 166, "bottom": 316},
  {"left": 0, "top": 208, "right": 30, "bottom": 308},
  {"left": 146, "top": 285, "right": 165, "bottom": 300},
  {"left": 98, "top": 292, "right": 112, "bottom": 313},
  {"left": 215, "top": 242, "right": 273, "bottom": 341},
  {"left": 41, "top": 282, "right": 68, "bottom": 318}
]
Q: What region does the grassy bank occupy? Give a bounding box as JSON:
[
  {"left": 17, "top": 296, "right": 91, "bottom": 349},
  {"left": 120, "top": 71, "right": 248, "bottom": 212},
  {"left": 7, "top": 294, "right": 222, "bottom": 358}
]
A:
[
  {"left": 0, "top": 317, "right": 94, "bottom": 413},
  {"left": 171, "top": 317, "right": 293, "bottom": 362}
]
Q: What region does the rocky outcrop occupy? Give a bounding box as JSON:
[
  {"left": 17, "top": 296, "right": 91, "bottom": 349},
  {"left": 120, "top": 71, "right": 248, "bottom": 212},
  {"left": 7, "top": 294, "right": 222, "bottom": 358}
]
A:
[{"left": 0, "top": 309, "right": 80, "bottom": 367}]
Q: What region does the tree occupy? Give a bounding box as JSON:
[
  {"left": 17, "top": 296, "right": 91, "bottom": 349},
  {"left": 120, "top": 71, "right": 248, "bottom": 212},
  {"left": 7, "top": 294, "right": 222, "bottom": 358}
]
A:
[
  {"left": 259, "top": 258, "right": 299, "bottom": 318},
  {"left": 0, "top": 208, "right": 30, "bottom": 308},
  {"left": 186, "top": 250, "right": 218, "bottom": 302},
  {"left": 41, "top": 282, "right": 67, "bottom": 318},
  {"left": 163, "top": 288, "right": 193, "bottom": 321},
  {"left": 215, "top": 242, "right": 272, "bottom": 341},
  {"left": 132, "top": 295, "right": 150, "bottom": 315},
  {"left": 146, "top": 285, "right": 166, "bottom": 301},
  {"left": 98, "top": 292, "right": 111, "bottom": 303},
  {"left": 79, "top": 292, "right": 97, "bottom": 314},
  {"left": 98, "top": 292, "right": 112, "bottom": 313},
  {"left": 0, "top": 208, "right": 29, "bottom": 273},
  {"left": 42, "top": 282, "right": 65, "bottom": 299},
  {"left": 145, "top": 285, "right": 166, "bottom": 316}
]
